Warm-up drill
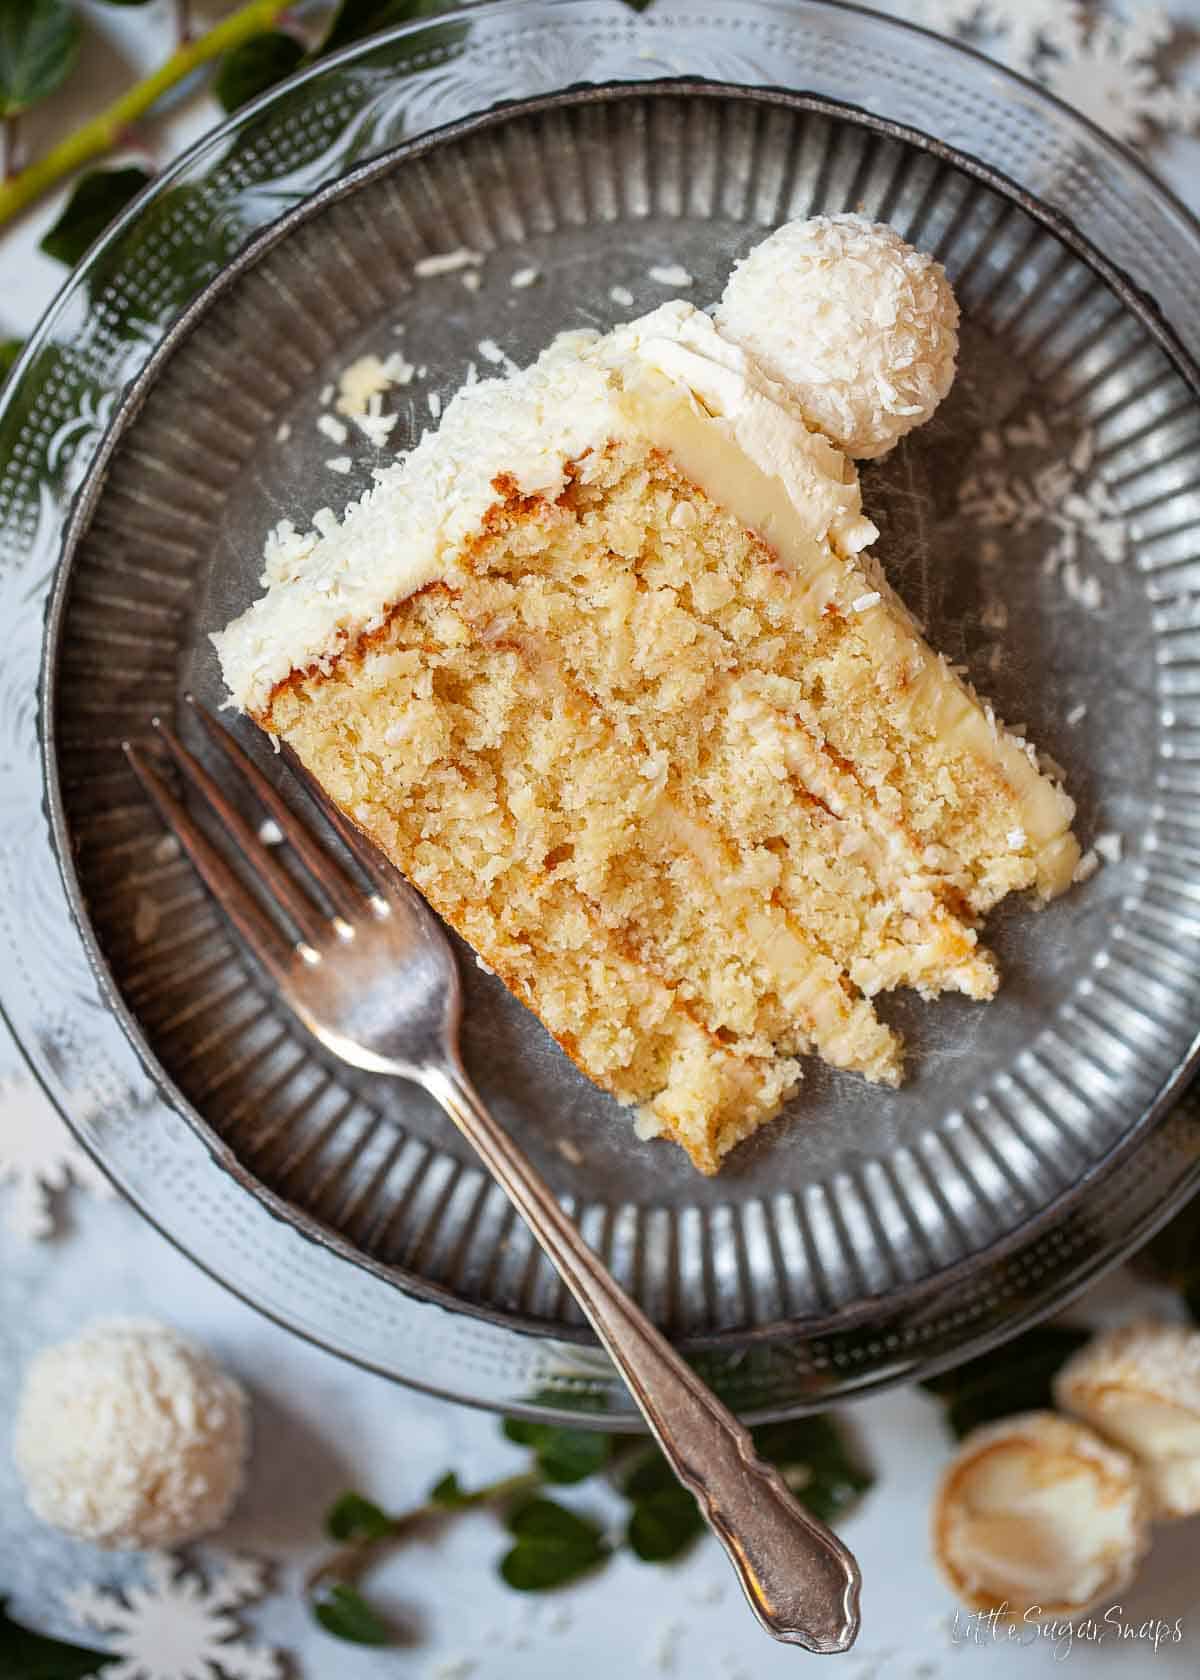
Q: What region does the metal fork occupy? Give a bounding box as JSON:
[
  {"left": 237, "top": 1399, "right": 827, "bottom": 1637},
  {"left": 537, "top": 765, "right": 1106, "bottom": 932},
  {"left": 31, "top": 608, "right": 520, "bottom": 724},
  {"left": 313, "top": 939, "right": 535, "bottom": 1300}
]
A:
[{"left": 124, "top": 697, "right": 862, "bottom": 1654}]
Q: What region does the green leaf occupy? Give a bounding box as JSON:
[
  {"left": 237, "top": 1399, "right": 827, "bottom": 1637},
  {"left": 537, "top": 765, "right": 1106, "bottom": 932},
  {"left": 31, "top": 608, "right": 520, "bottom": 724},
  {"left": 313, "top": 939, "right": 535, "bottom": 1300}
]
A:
[
  {"left": 215, "top": 29, "right": 305, "bottom": 114},
  {"left": 622, "top": 1450, "right": 704, "bottom": 1564},
  {"left": 919, "top": 1326, "right": 1092, "bottom": 1439},
  {"left": 0, "top": 338, "right": 22, "bottom": 384},
  {"left": 0, "top": 1596, "right": 116, "bottom": 1680},
  {"left": 310, "top": 1582, "right": 391, "bottom": 1646},
  {"left": 751, "top": 1415, "right": 874, "bottom": 1525},
  {"left": 321, "top": 0, "right": 452, "bottom": 56},
  {"left": 499, "top": 1498, "right": 609, "bottom": 1592},
  {"left": 324, "top": 1490, "right": 393, "bottom": 1542},
  {"left": 0, "top": 0, "right": 81, "bottom": 117},
  {"left": 501, "top": 1418, "right": 611, "bottom": 1484},
  {"left": 428, "top": 1470, "right": 484, "bottom": 1509},
  {"left": 40, "top": 166, "right": 153, "bottom": 268}
]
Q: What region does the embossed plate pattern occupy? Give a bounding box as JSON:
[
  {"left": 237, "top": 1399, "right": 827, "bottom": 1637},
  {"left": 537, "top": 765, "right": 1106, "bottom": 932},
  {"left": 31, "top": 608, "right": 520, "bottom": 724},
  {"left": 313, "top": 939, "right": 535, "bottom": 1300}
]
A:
[{"left": 7, "top": 0, "right": 1200, "bottom": 1421}]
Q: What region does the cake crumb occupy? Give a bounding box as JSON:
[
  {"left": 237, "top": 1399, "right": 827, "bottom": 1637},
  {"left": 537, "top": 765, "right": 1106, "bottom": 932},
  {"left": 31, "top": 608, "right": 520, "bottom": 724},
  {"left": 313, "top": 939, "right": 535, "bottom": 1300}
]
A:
[
  {"left": 317, "top": 413, "right": 348, "bottom": 445},
  {"left": 274, "top": 420, "right": 291, "bottom": 443},
  {"left": 461, "top": 270, "right": 482, "bottom": 292},
  {"left": 510, "top": 265, "right": 541, "bottom": 289},
  {"left": 850, "top": 591, "right": 881, "bottom": 612},
  {"left": 152, "top": 833, "right": 180, "bottom": 864},
  {"left": 1073, "top": 848, "right": 1101, "bottom": 883},
  {"left": 258, "top": 819, "right": 284, "bottom": 846},
  {"left": 609, "top": 284, "right": 635, "bottom": 307},
  {"left": 477, "top": 338, "right": 506, "bottom": 365},
  {"left": 648, "top": 263, "right": 693, "bottom": 287},
  {"left": 414, "top": 248, "right": 483, "bottom": 277},
  {"left": 556, "top": 1138, "right": 584, "bottom": 1166},
  {"left": 325, "top": 456, "right": 352, "bottom": 474},
  {"left": 1066, "top": 702, "right": 1088, "bottom": 726},
  {"left": 1095, "top": 831, "right": 1123, "bottom": 864}
]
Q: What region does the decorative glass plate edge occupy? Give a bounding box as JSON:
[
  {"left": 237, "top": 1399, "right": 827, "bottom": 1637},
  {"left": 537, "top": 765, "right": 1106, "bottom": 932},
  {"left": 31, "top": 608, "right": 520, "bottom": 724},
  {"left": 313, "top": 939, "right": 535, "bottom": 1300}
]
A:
[{"left": 0, "top": 0, "right": 1195, "bottom": 1421}]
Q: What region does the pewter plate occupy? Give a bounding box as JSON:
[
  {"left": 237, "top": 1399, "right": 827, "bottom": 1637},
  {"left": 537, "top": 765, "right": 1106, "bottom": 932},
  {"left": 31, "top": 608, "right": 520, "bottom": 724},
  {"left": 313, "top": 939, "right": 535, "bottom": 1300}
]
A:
[{"left": 17, "top": 1, "right": 1200, "bottom": 1419}]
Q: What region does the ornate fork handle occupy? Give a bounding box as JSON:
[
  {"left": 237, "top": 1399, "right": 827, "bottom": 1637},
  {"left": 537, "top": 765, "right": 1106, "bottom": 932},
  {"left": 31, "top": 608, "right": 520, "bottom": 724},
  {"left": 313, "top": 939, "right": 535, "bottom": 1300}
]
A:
[{"left": 427, "top": 1064, "right": 862, "bottom": 1654}]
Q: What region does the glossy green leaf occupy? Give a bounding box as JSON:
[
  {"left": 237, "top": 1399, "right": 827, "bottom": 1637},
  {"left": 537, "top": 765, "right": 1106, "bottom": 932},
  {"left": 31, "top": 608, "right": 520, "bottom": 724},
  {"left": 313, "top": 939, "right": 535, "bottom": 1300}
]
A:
[
  {"left": 751, "top": 1415, "right": 874, "bottom": 1525},
  {"left": 501, "top": 1417, "right": 611, "bottom": 1484},
  {"left": 215, "top": 29, "right": 305, "bottom": 114},
  {"left": 0, "top": 1597, "right": 116, "bottom": 1680},
  {"left": 622, "top": 1451, "right": 704, "bottom": 1563},
  {"left": 0, "top": 338, "right": 22, "bottom": 383},
  {"left": 310, "top": 1582, "right": 391, "bottom": 1646},
  {"left": 324, "top": 1490, "right": 393, "bottom": 1542},
  {"left": 40, "top": 166, "right": 153, "bottom": 267},
  {"left": 499, "top": 1498, "right": 609, "bottom": 1591},
  {"left": 0, "top": 0, "right": 80, "bottom": 117},
  {"left": 321, "top": 0, "right": 452, "bottom": 56},
  {"left": 919, "top": 1326, "right": 1092, "bottom": 1439}
]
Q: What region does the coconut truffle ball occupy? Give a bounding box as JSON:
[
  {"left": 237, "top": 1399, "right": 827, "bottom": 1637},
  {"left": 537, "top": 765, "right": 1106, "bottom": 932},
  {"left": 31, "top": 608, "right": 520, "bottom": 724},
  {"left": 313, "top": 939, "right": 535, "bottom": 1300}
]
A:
[
  {"left": 1055, "top": 1320, "right": 1200, "bottom": 1520},
  {"left": 13, "top": 1317, "right": 248, "bottom": 1549},
  {"left": 716, "top": 214, "right": 960, "bottom": 459},
  {"left": 931, "top": 1411, "right": 1151, "bottom": 1618}
]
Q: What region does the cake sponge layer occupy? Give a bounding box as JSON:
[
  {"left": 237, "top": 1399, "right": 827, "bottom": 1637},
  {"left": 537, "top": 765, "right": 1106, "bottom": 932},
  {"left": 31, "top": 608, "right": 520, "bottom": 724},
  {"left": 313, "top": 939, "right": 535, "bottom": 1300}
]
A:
[{"left": 262, "top": 442, "right": 1075, "bottom": 1172}]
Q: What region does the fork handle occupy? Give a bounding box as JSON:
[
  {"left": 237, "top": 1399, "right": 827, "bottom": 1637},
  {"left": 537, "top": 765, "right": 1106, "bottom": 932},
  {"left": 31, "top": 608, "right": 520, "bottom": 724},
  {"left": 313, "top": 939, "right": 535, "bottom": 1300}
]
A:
[{"left": 424, "top": 1064, "right": 861, "bottom": 1653}]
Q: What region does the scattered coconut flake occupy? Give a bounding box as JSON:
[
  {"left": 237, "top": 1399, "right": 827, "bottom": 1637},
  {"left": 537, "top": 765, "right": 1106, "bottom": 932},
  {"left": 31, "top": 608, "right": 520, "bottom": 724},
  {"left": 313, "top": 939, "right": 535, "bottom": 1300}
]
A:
[
  {"left": 609, "top": 284, "right": 635, "bottom": 308},
  {"left": 416, "top": 364, "right": 428, "bottom": 378},
  {"left": 274, "top": 420, "right": 291, "bottom": 443},
  {"left": 325, "top": 456, "right": 352, "bottom": 474},
  {"left": 648, "top": 263, "right": 693, "bottom": 287},
  {"left": 634, "top": 1108, "right": 664, "bottom": 1141},
  {"left": 1074, "top": 848, "right": 1101, "bottom": 883},
  {"left": 258, "top": 819, "right": 284, "bottom": 846},
  {"left": 428, "top": 391, "right": 442, "bottom": 419},
  {"left": 477, "top": 338, "right": 506, "bottom": 365},
  {"left": 850, "top": 591, "right": 881, "bottom": 612},
  {"left": 319, "top": 382, "right": 334, "bottom": 405},
  {"left": 461, "top": 270, "right": 482, "bottom": 293},
  {"left": 316, "top": 413, "right": 348, "bottom": 445},
  {"left": 152, "top": 833, "right": 180, "bottom": 864},
  {"left": 1066, "top": 702, "right": 1088, "bottom": 726},
  {"left": 510, "top": 265, "right": 540, "bottom": 289},
  {"left": 414, "top": 247, "right": 483, "bottom": 278},
  {"left": 133, "top": 896, "right": 160, "bottom": 944},
  {"left": 1095, "top": 832, "right": 1123, "bottom": 864}
]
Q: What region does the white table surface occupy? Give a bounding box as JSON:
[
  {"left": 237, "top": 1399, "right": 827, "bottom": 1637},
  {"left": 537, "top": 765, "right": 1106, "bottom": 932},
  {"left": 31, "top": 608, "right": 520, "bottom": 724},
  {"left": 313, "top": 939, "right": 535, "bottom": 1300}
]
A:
[{"left": 3, "top": 4, "right": 1200, "bottom": 1676}]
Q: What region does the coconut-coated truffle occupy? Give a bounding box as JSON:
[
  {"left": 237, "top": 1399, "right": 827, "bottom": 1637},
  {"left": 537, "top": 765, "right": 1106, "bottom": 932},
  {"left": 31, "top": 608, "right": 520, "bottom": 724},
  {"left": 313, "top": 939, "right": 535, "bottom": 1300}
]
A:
[
  {"left": 716, "top": 214, "right": 960, "bottom": 459},
  {"left": 12, "top": 1317, "right": 249, "bottom": 1549},
  {"left": 1055, "top": 1320, "right": 1200, "bottom": 1520},
  {"left": 931, "top": 1410, "right": 1151, "bottom": 1618}
]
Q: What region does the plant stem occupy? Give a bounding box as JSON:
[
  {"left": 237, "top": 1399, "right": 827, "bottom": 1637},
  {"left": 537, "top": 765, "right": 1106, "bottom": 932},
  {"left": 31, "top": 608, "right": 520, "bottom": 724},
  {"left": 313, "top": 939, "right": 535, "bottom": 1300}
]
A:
[
  {"left": 0, "top": 0, "right": 290, "bottom": 231},
  {"left": 307, "top": 1471, "right": 545, "bottom": 1596}
]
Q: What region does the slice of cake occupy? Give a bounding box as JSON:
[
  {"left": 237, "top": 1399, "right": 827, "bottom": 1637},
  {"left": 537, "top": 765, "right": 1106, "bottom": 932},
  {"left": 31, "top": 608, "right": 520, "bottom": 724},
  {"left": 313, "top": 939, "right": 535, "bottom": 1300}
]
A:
[{"left": 214, "top": 216, "right": 1079, "bottom": 1175}]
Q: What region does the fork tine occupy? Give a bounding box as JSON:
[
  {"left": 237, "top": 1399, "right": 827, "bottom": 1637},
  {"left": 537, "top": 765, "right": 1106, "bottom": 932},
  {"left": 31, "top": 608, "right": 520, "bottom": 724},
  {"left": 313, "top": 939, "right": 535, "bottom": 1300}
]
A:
[
  {"left": 281, "top": 747, "right": 397, "bottom": 918},
  {"left": 186, "top": 696, "right": 367, "bottom": 923},
  {"left": 123, "top": 742, "right": 297, "bottom": 982},
  {"left": 151, "top": 716, "right": 341, "bottom": 950}
]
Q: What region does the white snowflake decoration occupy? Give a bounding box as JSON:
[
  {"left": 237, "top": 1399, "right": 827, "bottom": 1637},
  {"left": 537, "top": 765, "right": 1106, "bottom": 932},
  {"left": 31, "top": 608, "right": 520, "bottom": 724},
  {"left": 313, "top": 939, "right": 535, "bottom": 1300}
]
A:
[
  {"left": 978, "top": 0, "right": 1088, "bottom": 66},
  {"left": 65, "top": 1554, "right": 283, "bottom": 1680},
  {"left": 957, "top": 411, "right": 1126, "bottom": 613},
  {"left": 0, "top": 1068, "right": 114, "bottom": 1238},
  {"left": 1041, "top": 6, "right": 1187, "bottom": 145}
]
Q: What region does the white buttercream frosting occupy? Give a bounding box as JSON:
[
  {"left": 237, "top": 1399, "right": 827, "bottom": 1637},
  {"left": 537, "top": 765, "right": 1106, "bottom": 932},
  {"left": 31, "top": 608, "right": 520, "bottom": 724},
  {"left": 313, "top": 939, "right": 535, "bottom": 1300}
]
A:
[{"left": 214, "top": 299, "right": 878, "bottom": 714}]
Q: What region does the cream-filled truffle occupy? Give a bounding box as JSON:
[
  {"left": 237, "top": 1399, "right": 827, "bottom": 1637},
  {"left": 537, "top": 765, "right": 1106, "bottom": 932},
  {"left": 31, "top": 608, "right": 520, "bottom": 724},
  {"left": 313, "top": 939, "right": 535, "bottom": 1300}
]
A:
[
  {"left": 13, "top": 1317, "right": 249, "bottom": 1549},
  {"left": 1055, "top": 1320, "right": 1200, "bottom": 1520},
  {"left": 716, "top": 214, "right": 959, "bottom": 458},
  {"left": 931, "top": 1411, "right": 1151, "bottom": 1618}
]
